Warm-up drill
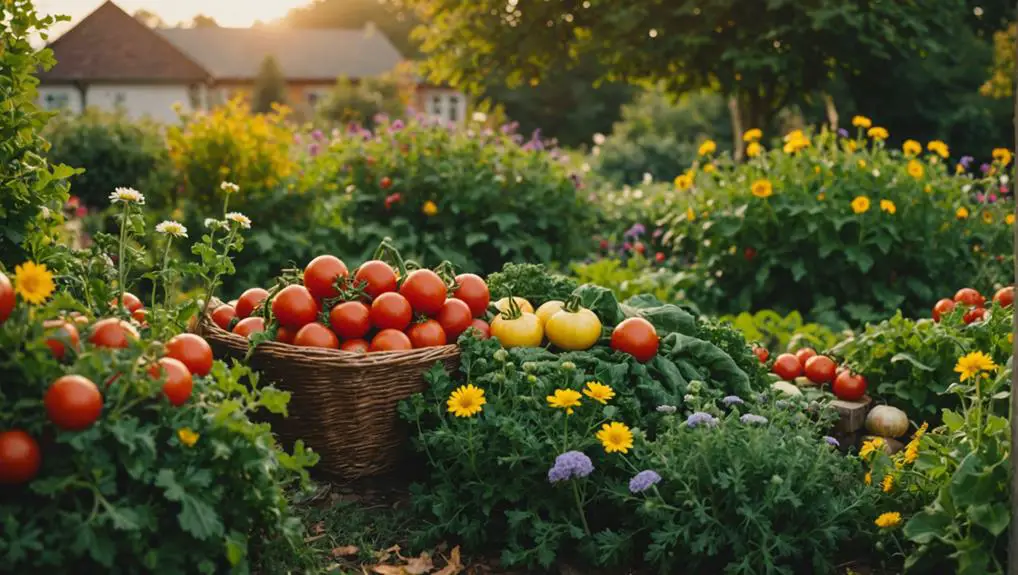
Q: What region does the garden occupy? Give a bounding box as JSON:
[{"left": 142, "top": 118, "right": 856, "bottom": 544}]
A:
[{"left": 2, "top": 1, "right": 1017, "bottom": 574}]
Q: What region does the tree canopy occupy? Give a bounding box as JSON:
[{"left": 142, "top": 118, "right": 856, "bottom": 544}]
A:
[
  {"left": 283, "top": 0, "right": 420, "bottom": 57},
  {"left": 252, "top": 56, "right": 287, "bottom": 114}
]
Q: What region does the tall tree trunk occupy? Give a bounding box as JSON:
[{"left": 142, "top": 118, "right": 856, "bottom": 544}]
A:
[
  {"left": 823, "top": 92, "right": 839, "bottom": 131},
  {"left": 728, "top": 95, "right": 744, "bottom": 162}
]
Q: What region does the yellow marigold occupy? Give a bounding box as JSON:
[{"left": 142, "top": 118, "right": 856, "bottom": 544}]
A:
[
  {"left": 864, "top": 471, "right": 872, "bottom": 485},
  {"left": 881, "top": 474, "right": 894, "bottom": 493},
  {"left": 956, "top": 163, "right": 966, "bottom": 174},
  {"left": 817, "top": 192, "right": 826, "bottom": 201},
  {"left": 992, "top": 147, "right": 1012, "bottom": 166},
  {"left": 954, "top": 351, "right": 997, "bottom": 382},
  {"left": 879, "top": 199, "right": 897, "bottom": 214},
  {"left": 742, "top": 128, "right": 763, "bottom": 142},
  {"left": 547, "top": 388, "right": 582, "bottom": 414},
  {"left": 746, "top": 142, "right": 763, "bottom": 158},
  {"left": 674, "top": 172, "right": 694, "bottom": 191},
  {"left": 686, "top": 207, "right": 696, "bottom": 221},
  {"left": 902, "top": 139, "right": 922, "bottom": 157},
  {"left": 596, "top": 421, "right": 634, "bottom": 454},
  {"left": 422, "top": 201, "right": 439, "bottom": 216},
  {"left": 907, "top": 160, "right": 924, "bottom": 179},
  {"left": 903, "top": 438, "right": 920, "bottom": 464},
  {"left": 1007, "top": 214, "right": 1015, "bottom": 225},
  {"left": 875, "top": 512, "right": 902, "bottom": 529},
  {"left": 852, "top": 116, "right": 872, "bottom": 129},
  {"left": 851, "top": 196, "right": 871, "bottom": 214},
  {"left": 924, "top": 184, "right": 932, "bottom": 194},
  {"left": 698, "top": 140, "right": 717, "bottom": 156},
  {"left": 751, "top": 179, "right": 773, "bottom": 199},
  {"left": 956, "top": 206, "right": 969, "bottom": 220},
  {"left": 859, "top": 437, "right": 885, "bottom": 459},
  {"left": 842, "top": 139, "right": 858, "bottom": 153},
  {"left": 14, "top": 261, "right": 55, "bottom": 305},
  {"left": 814, "top": 165, "right": 821, "bottom": 174},
  {"left": 703, "top": 163, "right": 716, "bottom": 174},
  {"left": 447, "top": 384, "right": 486, "bottom": 417},
  {"left": 857, "top": 159, "right": 867, "bottom": 169},
  {"left": 927, "top": 140, "right": 949, "bottom": 159},
  {"left": 867, "top": 126, "right": 889, "bottom": 141},
  {"left": 177, "top": 428, "right": 200, "bottom": 447},
  {"left": 583, "top": 381, "right": 615, "bottom": 404},
  {"left": 983, "top": 211, "right": 994, "bottom": 224},
  {"left": 782, "top": 130, "right": 810, "bottom": 154}
]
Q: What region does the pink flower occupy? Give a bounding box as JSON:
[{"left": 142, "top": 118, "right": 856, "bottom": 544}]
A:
[
  {"left": 384, "top": 193, "right": 402, "bottom": 210},
  {"left": 976, "top": 193, "right": 985, "bottom": 203},
  {"left": 75, "top": 206, "right": 88, "bottom": 218},
  {"left": 989, "top": 194, "right": 998, "bottom": 203}
]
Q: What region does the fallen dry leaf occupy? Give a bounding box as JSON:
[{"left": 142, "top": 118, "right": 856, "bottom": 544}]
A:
[
  {"left": 374, "top": 544, "right": 402, "bottom": 563},
  {"left": 312, "top": 521, "right": 325, "bottom": 535},
  {"left": 403, "top": 552, "right": 433, "bottom": 574},
  {"left": 371, "top": 567, "right": 407, "bottom": 575},
  {"left": 433, "top": 546, "right": 463, "bottom": 575},
  {"left": 332, "top": 545, "right": 360, "bottom": 557}
]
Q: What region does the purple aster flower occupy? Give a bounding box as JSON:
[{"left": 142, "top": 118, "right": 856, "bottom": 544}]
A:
[
  {"left": 740, "top": 413, "right": 768, "bottom": 425},
  {"left": 308, "top": 143, "right": 320, "bottom": 157},
  {"left": 837, "top": 128, "right": 849, "bottom": 138},
  {"left": 311, "top": 129, "right": 324, "bottom": 141},
  {"left": 685, "top": 411, "right": 718, "bottom": 428},
  {"left": 981, "top": 163, "right": 991, "bottom": 174},
  {"left": 624, "top": 223, "right": 646, "bottom": 238},
  {"left": 960, "top": 155, "right": 974, "bottom": 168},
  {"left": 512, "top": 134, "right": 524, "bottom": 145},
  {"left": 547, "top": 450, "right": 594, "bottom": 483},
  {"left": 722, "top": 395, "right": 744, "bottom": 406},
  {"left": 390, "top": 119, "right": 404, "bottom": 131},
  {"left": 823, "top": 436, "right": 840, "bottom": 447},
  {"left": 628, "top": 470, "right": 662, "bottom": 494}
]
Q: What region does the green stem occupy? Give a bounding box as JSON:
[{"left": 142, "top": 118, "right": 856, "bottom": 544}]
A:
[
  {"left": 571, "top": 481, "right": 591, "bottom": 536},
  {"left": 199, "top": 227, "right": 238, "bottom": 321},
  {"left": 153, "top": 238, "right": 172, "bottom": 309},
  {"left": 117, "top": 205, "right": 129, "bottom": 306},
  {"left": 467, "top": 420, "right": 477, "bottom": 474},
  {"left": 563, "top": 412, "right": 570, "bottom": 452}
]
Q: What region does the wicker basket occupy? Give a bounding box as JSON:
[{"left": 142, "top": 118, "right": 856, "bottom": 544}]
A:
[{"left": 196, "top": 303, "right": 459, "bottom": 479}]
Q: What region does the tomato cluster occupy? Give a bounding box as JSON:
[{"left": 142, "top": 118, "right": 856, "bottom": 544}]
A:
[
  {"left": 0, "top": 280, "right": 213, "bottom": 485},
  {"left": 931, "top": 286, "right": 1013, "bottom": 325},
  {"left": 767, "top": 347, "right": 868, "bottom": 402},
  {"left": 213, "top": 254, "right": 492, "bottom": 353}
]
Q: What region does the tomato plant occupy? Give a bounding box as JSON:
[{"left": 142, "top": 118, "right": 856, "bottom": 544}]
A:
[
  {"left": 236, "top": 287, "right": 269, "bottom": 318},
  {"left": 610, "top": 317, "right": 659, "bottom": 362},
  {"left": 0, "top": 271, "right": 14, "bottom": 323},
  {"left": 993, "top": 286, "right": 1014, "bottom": 308},
  {"left": 43, "top": 320, "right": 79, "bottom": 361},
  {"left": 303, "top": 254, "right": 348, "bottom": 300},
  {"left": 211, "top": 303, "right": 237, "bottom": 330},
  {"left": 370, "top": 328, "right": 413, "bottom": 351},
  {"left": 932, "top": 298, "right": 955, "bottom": 322},
  {"left": 271, "top": 285, "right": 319, "bottom": 328},
  {"left": 407, "top": 319, "right": 448, "bottom": 348},
  {"left": 370, "top": 292, "right": 413, "bottom": 331},
  {"left": 110, "top": 292, "right": 143, "bottom": 313},
  {"left": 794, "top": 347, "right": 816, "bottom": 366},
  {"left": 832, "top": 370, "right": 867, "bottom": 401},
  {"left": 0, "top": 430, "right": 41, "bottom": 485},
  {"left": 164, "top": 333, "right": 213, "bottom": 377},
  {"left": 149, "top": 357, "right": 193, "bottom": 406},
  {"left": 354, "top": 260, "right": 397, "bottom": 299},
  {"left": 544, "top": 300, "right": 602, "bottom": 351},
  {"left": 753, "top": 346, "right": 769, "bottom": 363},
  {"left": 771, "top": 353, "right": 803, "bottom": 381},
  {"left": 88, "top": 318, "right": 138, "bottom": 349},
  {"left": 436, "top": 299, "right": 472, "bottom": 342},
  {"left": 44, "top": 375, "right": 103, "bottom": 431},
  {"left": 294, "top": 323, "right": 340, "bottom": 349},
  {"left": 953, "top": 288, "right": 985, "bottom": 308},
  {"left": 963, "top": 307, "right": 987, "bottom": 324},
  {"left": 804, "top": 355, "right": 836, "bottom": 384},
  {"left": 468, "top": 318, "right": 491, "bottom": 339},
  {"left": 400, "top": 269, "right": 447, "bottom": 316},
  {"left": 453, "top": 273, "right": 490, "bottom": 317},
  {"left": 329, "top": 301, "right": 371, "bottom": 339}
]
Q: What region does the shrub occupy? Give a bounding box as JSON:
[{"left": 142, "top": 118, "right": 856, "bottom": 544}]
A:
[
  {"left": 571, "top": 256, "right": 693, "bottom": 307},
  {"left": 299, "top": 117, "right": 596, "bottom": 274},
  {"left": 43, "top": 109, "right": 173, "bottom": 211},
  {"left": 721, "top": 309, "right": 843, "bottom": 355},
  {"left": 316, "top": 72, "right": 412, "bottom": 130}
]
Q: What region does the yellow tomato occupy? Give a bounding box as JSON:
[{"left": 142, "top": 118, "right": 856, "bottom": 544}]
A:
[
  {"left": 494, "top": 297, "right": 534, "bottom": 315},
  {"left": 490, "top": 312, "right": 543, "bottom": 348},
  {"left": 535, "top": 300, "right": 565, "bottom": 326},
  {"left": 545, "top": 307, "right": 602, "bottom": 351}
]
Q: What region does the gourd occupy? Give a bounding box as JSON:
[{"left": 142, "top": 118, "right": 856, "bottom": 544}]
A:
[
  {"left": 771, "top": 381, "right": 803, "bottom": 397},
  {"left": 865, "top": 405, "right": 909, "bottom": 438}
]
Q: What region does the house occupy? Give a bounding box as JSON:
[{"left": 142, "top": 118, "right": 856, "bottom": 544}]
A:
[{"left": 36, "top": 1, "right": 467, "bottom": 124}]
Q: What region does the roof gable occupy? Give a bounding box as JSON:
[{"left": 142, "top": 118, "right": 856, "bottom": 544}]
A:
[{"left": 38, "top": 1, "right": 210, "bottom": 83}]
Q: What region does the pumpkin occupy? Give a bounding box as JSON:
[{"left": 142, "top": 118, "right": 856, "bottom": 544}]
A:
[
  {"left": 865, "top": 405, "right": 909, "bottom": 438},
  {"left": 771, "top": 381, "right": 803, "bottom": 397}
]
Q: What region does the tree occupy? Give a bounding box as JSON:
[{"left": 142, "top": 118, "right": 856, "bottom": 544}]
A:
[
  {"left": 190, "top": 14, "right": 219, "bottom": 28},
  {"left": 284, "top": 0, "right": 420, "bottom": 57},
  {"left": 132, "top": 8, "right": 165, "bottom": 28},
  {"left": 252, "top": 56, "right": 287, "bottom": 114},
  {"left": 316, "top": 71, "right": 412, "bottom": 128},
  {"left": 398, "top": 0, "right": 970, "bottom": 151}
]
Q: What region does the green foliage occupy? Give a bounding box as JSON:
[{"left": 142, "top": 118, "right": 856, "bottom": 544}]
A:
[
  {"left": 43, "top": 109, "right": 173, "bottom": 210},
  {"left": 571, "top": 257, "right": 693, "bottom": 307},
  {"left": 485, "top": 262, "right": 579, "bottom": 306},
  {"left": 721, "top": 309, "right": 843, "bottom": 354},
  {"left": 252, "top": 56, "right": 287, "bottom": 114},
  {"left": 283, "top": 0, "right": 421, "bottom": 58},
  {"left": 830, "top": 303, "right": 1013, "bottom": 425},
  {"left": 0, "top": 2, "right": 75, "bottom": 266},
  {"left": 316, "top": 73, "right": 411, "bottom": 129},
  {"left": 981, "top": 23, "right": 1015, "bottom": 100},
  {"left": 300, "top": 117, "right": 596, "bottom": 274}
]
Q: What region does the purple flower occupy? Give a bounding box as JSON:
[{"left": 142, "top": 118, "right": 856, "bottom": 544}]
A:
[
  {"left": 624, "top": 223, "right": 646, "bottom": 238},
  {"left": 548, "top": 451, "right": 594, "bottom": 483},
  {"left": 960, "top": 155, "right": 974, "bottom": 168},
  {"left": 652, "top": 227, "right": 664, "bottom": 239},
  {"left": 989, "top": 194, "right": 998, "bottom": 203},
  {"left": 722, "top": 395, "right": 744, "bottom": 406},
  {"left": 981, "top": 163, "right": 991, "bottom": 174},
  {"left": 622, "top": 242, "right": 632, "bottom": 251},
  {"left": 823, "top": 436, "right": 840, "bottom": 447},
  {"left": 308, "top": 143, "right": 320, "bottom": 157},
  {"left": 837, "top": 128, "right": 849, "bottom": 138},
  {"left": 976, "top": 192, "right": 986, "bottom": 203},
  {"left": 390, "top": 119, "right": 404, "bottom": 132},
  {"left": 628, "top": 470, "right": 662, "bottom": 494},
  {"left": 685, "top": 412, "right": 718, "bottom": 428},
  {"left": 293, "top": 133, "right": 302, "bottom": 144},
  {"left": 311, "top": 129, "right": 324, "bottom": 142},
  {"left": 740, "top": 413, "right": 768, "bottom": 425}
]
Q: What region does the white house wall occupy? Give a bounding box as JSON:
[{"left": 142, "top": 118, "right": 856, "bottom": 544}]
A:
[
  {"left": 38, "top": 86, "right": 84, "bottom": 114},
  {"left": 38, "top": 84, "right": 197, "bottom": 123}
]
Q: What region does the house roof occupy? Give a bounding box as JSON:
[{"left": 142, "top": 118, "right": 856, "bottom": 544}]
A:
[
  {"left": 38, "top": 1, "right": 210, "bottom": 83},
  {"left": 157, "top": 25, "right": 405, "bottom": 82}
]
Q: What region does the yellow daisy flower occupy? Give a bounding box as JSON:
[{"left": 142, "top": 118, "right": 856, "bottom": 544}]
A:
[
  {"left": 851, "top": 116, "right": 872, "bottom": 129},
  {"left": 746, "top": 142, "right": 763, "bottom": 158},
  {"left": 447, "top": 384, "right": 486, "bottom": 417},
  {"left": 864, "top": 471, "right": 872, "bottom": 485},
  {"left": 698, "top": 140, "right": 717, "bottom": 156},
  {"left": 907, "top": 160, "right": 924, "bottom": 179},
  {"left": 859, "top": 437, "right": 885, "bottom": 459},
  {"left": 983, "top": 211, "right": 994, "bottom": 224},
  {"left": 751, "top": 179, "right": 773, "bottom": 199},
  {"left": 583, "top": 381, "right": 615, "bottom": 404},
  {"left": 851, "top": 196, "right": 871, "bottom": 214},
  {"left": 902, "top": 140, "right": 922, "bottom": 157},
  {"left": 1007, "top": 214, "right": 1015, "bottom": 225},
  {"left": 422, "top": 200, "right": 439, "bottom": 216},
  {"left": 842, "top": 139, "right": 858, "bottom": 153},
  {"left": 956, "top": 207, "right": 969, "bottom": 220},
  {"left": 927, "top": 140, "right": 949, "bottom": 159},
  {"left": 596, "top": 421, "right": 634, "bottom": 454},
  {"left": 742, "top": 128, "right": 763, "bottom": 142},
  {"left": 177, "top": 428, "right": 200, "bottom": 447},
  {"left": 703, "top": 163, "right": 716, "bottom": 174},
  {"left": 879, "top": 199, "right": 896, "bottom": 214},
  {"left": 14, "top": 261, "right": 55, "bottom": 305},
  {"left": 954, "top": 351, "right": 997, "bottom": 382},
  {"left": 875, "top": 512, "right": 902, "bottom": 529},
  {"left": 867, "top": 127, "right": 889, "bottom": 141},
  {"left": 956, "top": 163, "right": 966, "bottom": 174},
  {"left": 857, "top": 159, "right": 867, "bottom": 169},
  {"left": 686, "top": 207, "right": 696, "bottom": 221},
  {"left": 903, "top": 438, "right": 920, "bottom": 464},
  {"left": 992, "top": 148, "right": 1012, "bottom": 166},
  {"left": 881, "top": 474, "right": 894, "bottom": 493},
  {"left": 674, "top": 172, "right": 694, "bottom": 191},
  {"left": 547, "top": 388, "right": 582, "bottom": 414}
]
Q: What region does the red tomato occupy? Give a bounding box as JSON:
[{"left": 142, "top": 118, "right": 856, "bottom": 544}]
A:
[
  {"left": 437, "top": 299, "right": 473, "bottom": 342},
  {"left": 236, "top": 287, "right": 270, "bottom": 319},
  {"left": 233, "top": 316, "right": 266, "bottom": 338},
  {"left": 149, "top": 357, "right": 193, "bottom": 406},
  {"left": 407, "top": 319, "right": 448, "bottom": 348},
  {"left": 453, "top": 273, "right": 490, "bottom": 317},
  {"left": 0, "top": 272, "right": 14, "bottom": 323},
  {"left": 753, "top": 346, "right": 769, "bottom": 363},
  {"left": 303, "top": 255, "right": 349, "bottom": 300},
  {"left": 772, "top": 353, "right": 803, "bottom": 381},
  {"left": 329, "top": 301, "right": 371, "bottom": 339},
  {"left": 88, "top": 318, "right": 139, "bottom": 349},
  {"left": 370, "top": 292, "right": 413, "bottom": 331},
  {"left": 131, "top": 308, "right": 148, "bottom": 324},
  {"left": 293, "top": 323, "right": 340, "bottom": 349},
  {"left": 804, "top": 355, "right": 837, "bottom": 384},
  {"left": 964, "top": 307, "right": 987, "bottom": 324},
  {"left": 380, "top": 176, "right": 392, "bottom": 189},
  {"left": 211, "top": 304, "right": 237, "bottom": 330},
  {"left": 400, "top": 269, "right": 448, "bottom": 316},
  {"left": 467, "top": 318, "right": 491, "bottom": 339},
  {"left": 610, "top": 318, "right": 659, "bottom": 362},
  {"left": 993, "top": 286, "right": 1015, "bottom": 308},
  {"left": 45, "top": 375, "right": 103, "bottom": 430},
  {"left": 275, "top": 324, "right": 297, "bottom": 344},
  {"left": 165, "top": 333, "right": 213, "bottom": 377},
  {"left": 932, "top": 298, "right": 956, "bottom": 322},
  {"left": 354, "top": 260, "right": 398, "bottom": 299},
  {"left": 794, "top": 348, "right": 816, "bottom": 365},
  {"left": 833, "top": 370, "right": 867, "bottom": 401},
  {"left": 954, "top": 288, "right": 985, "bottom": 307},
  {"left": 44, "top": 320, "right": 79, "bottom": 361},
  {"left": 340, "top": 338, "right": 370, "bottom": 353},
  {"left": 0, "top": 430, "right": 41, "bottom": 484},
  {"left": 271, "top": 285, "right": 319, "bottom": 328},
  {"left": 109, "top": 292, "right": 143, "bottom": 313},
  {"left": 370, "top": 329, "right": 413, "bottom": 352}
]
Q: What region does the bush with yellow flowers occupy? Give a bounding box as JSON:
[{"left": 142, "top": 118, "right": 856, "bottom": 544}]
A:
[{"left": 600, "top": 121, "right": 1014, "bottom": 326}]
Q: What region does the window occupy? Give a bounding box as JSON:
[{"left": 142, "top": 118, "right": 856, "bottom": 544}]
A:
[
  {"left": 431, "top": 94, "right": 444, "bottom": 117},
  {"left": 113, "top": 92, "right": 126, "bottom": 106},
  {"left": 448, "top": 96, "right": 459, "bottom": 122},
  {"left": 44, "top": 92, "right": 70, "bottom": 110}
]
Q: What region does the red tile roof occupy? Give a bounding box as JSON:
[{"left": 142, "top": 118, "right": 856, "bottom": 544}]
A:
[{"left": 38, "top": 1, "right": 210, "bottom": 83}]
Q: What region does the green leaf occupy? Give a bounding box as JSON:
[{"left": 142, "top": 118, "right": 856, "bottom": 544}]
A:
[
  {"left": 155, "top": 469, "right": 224, "bottom": 540},
  {"left": 890, "top": 352, "right": 935, "bottom": 372},
  {"left": 968, "top": 503, "right": 1009, "bottom": 536},
  {"left": 903, "top": 509, "right": 951, "bottom": 544}
]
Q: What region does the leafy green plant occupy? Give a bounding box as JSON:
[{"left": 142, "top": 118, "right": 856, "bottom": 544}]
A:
[
  {"left": 485, "top": 262, "right": 579, "bottom": 306},
  {"left": 316, "top": 71, "right": 412, "bottom": 129},
  {"left": 571, "top": 256, "right": 695, "bottom": 306},
  {"left": 722, "top": 309, "right": 843, "bottom": 354}
]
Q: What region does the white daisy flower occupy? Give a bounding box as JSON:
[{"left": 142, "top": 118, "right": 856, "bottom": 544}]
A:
[
  {"left": 155, "top": 220, "right": 188, "bottom": 238},
  {"left": 225, "top": 212, "right": 252, "bottom": 229},
  {"left": 220, "top": 181, "right": 240, "bottom": 194},
  {"left": 642, "top": 172, "right": 653, "bottom": 185},
  {"left": 471, "top": 111, "right": 487, "bottom": 123},
  {"left": 592, "top": 132, "right": 606, "bottom": 146},
  {"left": 204, "top": 218, "right": 225, "bottom": 230},
  {"left": 110, "top": 187, "right": 146, "bottom": 205},
  {"left": 39, "top": 206, "right": 51, "bottom": 219},
  {"left": 345, "top": 185, "right": 356, "bottom": 194}
]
